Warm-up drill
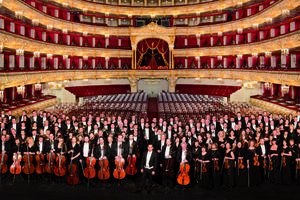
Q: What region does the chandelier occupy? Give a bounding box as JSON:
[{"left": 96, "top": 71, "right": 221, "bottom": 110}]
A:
[
  {"left": 0, "top": 90, "right": 3, "bottom": 101},
  {"left": 17, "top": 85, "right": 25, "bottom": 95},
  {"left": 35, "top": 83, "right": 42, "bottom": 91},
  {"left": 281, "top": 85, "right": 289, "bottom": 94}
]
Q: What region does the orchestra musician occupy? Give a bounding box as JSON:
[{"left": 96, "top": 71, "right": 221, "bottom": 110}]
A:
[{"left": 137, "top": 144, "right": 158, "bottom": 194}]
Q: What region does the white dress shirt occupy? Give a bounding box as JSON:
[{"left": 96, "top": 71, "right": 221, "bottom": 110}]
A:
[{"left": 145, "top": 151, "right": 153, "bottom": 169}]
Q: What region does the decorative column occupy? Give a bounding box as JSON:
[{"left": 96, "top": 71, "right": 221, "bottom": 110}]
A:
[
  {"left": 158, "top": 0, "right": 161, "bottom": 6},
  {"left": 105, "top": 57, "right": 109, "bottom": 69},
  {"left": 129, "top": 77, "right": 138, "bottom": 93},
  {"left": 168, "top": 78, "right": 177, "bottom": 93},
  {"left": 105, "top": 34, "right": 109, "bottom": 48},
  {"left": 169, "top": 45, "right": 174, "bottom": 69}
]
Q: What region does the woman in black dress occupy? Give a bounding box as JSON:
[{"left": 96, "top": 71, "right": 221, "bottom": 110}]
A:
[
  {"left": 295, "top": 142, "right": 300, "bottom": 185},
  {"left": 280, "top": 139, "right": 292, "bottom": 185},
  {"left": 198, "top": 145, "right": 212, "bottom": 189},
  {"left": 208, "top": 142, "right": 221, "bottom": 188},
  {"left": 234, "top": 141, "right": 247, "bottom": 187},
  {"left": 223, "top": 143, "right": 235, "bottom": 188},
  {"left": 247, "top": 140, "right": 261, "bottom": 187},
  {"left": 268, "top": 139, "right": 280, "bottom": 184}
]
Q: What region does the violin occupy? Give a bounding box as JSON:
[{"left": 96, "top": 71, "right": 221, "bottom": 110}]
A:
[
  {"left": 214, "top": 160, "right": 219, "bottom": 171},
  {"left": 98, "top": 157, "right": 110, "bottom": 180},
  {"left": 238, "top": 159, "right": 244, "bottom": 169},
  {"left": 262, "top": 158, "right": 268, "bottom": 169},
  {"left": 224, "top": 159, "right": 230, "bottom": 169},
  {"left": 22, "top": 147, "right": 35, "bottom": 175},
  {"left": 253, "top": 156, "right": 260, "bottom": 166},
  {"left": 269, "top": 156, "right": 274, "bottom": 171},
  {"left": 10, "top": 146, "right": 22, "bottom": 175},
  {"left": 84, "top": 145, "right": 96, "bottom": 179},
  {"left": 282, "top": 156, "right": 286, "bottom": 167},
  {"left": 113, "top": 155, "right": 126, "bottom": 179},
  {"left": 67, "top": 151, "right": 79, "bottom": 185},
  {"left": 177, "top": 162, "right": 190, "bottom": 185},
  {"left": 54, "top": 147, "right": 66, "bottom": 176},
  {"left": 35, "top": 152, "right": 45, "bottom": 174},
  {"left": 0, "top": 151, "right": 8, "bottom": 174},
  {"left": 202, "top": 162, "right": 207, "bottom": 173},
  {"left": 126, "top": 154, "right": 137, "bottom": 175},
  {"left": 45, "top": 151, "right": 56, "bottom": 173}
]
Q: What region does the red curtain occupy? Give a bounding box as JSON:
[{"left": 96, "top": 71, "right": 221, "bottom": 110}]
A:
[{"left": 136, "top": 38, "right": 169, "bottom": 69}]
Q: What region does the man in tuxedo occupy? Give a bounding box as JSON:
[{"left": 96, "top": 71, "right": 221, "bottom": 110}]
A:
[
  {"left": 30, "top": 110, "right": 42, "bottom": 129},
  {"left": 137, "top": 143, "right": 158, "bottom": 194}
]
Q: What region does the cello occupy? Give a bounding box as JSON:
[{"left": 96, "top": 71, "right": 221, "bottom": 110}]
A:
[
  {"left": 113, "top": 155, "right": 126, "bottom": 179},
  {"left": 35, "top": 152, "right": 45, "bottom": 174},
  {"left": 10, "top": 145, "right": 22, "bottom": 183},
  {"left": 0, "top": 150, "right": 8, "bottom": 174},
  {"left": 67, "top": 151, "right": 79, "bottom": 185},
  {"left": 161, "top": 150, "right": 174, "bottom": 179},
  {"left": 126, "top": 155, "right": 137, "bottom": 175},
  {"left": 84, "top": 145, "right": 96, "bottom": 179},
  {"left": 98, "top": 157, "right": 110, "bottom": 180},
  {"left": 45, "top": 150, "right": 56, "bottom": 173},
  {"left": 177, "top": 162, "right": 190, "bottom": 185},
  {"left": 22, "top": 146, "right": 35, "bottom": 183},
  {"left": 54, "top": 147, "right": 66, "bottom": 177}
]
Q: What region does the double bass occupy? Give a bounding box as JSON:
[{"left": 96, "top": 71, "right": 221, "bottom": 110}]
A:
[
  {"left": 54, "top": 147, "right": 66, "bottom": 176},
  {"left": 177, "top": 162, "right": 190, "bottom": 185},
  {"left": 84, "top": 145, "right": 96, "bottom": 179},
  {"left": 67, "top": 151, "right": 79, "bottom": 185}
]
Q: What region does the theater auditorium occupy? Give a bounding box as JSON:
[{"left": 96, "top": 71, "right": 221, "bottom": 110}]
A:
[{"left": 0, "top": 0, "right": 300, "bottom": 199}]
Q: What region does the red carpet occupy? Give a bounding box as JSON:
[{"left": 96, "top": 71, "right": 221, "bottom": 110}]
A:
[{"left": 147, "top": 97, "right": 158, "bottom": 121}]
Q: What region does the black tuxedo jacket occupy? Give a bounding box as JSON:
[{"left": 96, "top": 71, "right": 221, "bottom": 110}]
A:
[
  {"left": 141, "top": 150, "right": 158, "bottom": 171},
  {"left": 111, "top": 141, "right": 128, "bottom": 158},
  {"left": 176, "top": 148, "right": 192, "bottom": 164},
  {"left": 94, "top": 143, "right": 111, "bottom": 160}
]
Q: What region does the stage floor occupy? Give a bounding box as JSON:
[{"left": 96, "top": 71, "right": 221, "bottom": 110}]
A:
[{"left": 0, "top": 174, "right": 298, "bottom": 200}]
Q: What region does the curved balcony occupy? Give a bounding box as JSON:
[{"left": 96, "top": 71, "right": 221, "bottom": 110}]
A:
[
  {"left": 0, "top": 69, "right": 299, "bottom": 89},
  {"left": 3, "top": 0, "right": 295, "bottom": 35},
  {"left": 19, "top": 0, "right": 280, "bottom": 27},
  {"left": 1, "top": 13, "right": 299, "bottom": 50},
  {"left": 26, "top": 0, "right": 253, "bottom": 15}
]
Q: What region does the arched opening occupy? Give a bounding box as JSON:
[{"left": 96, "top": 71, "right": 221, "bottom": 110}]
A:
[{"left": 136, "top": 38, "right": 169, "bottom": 69}]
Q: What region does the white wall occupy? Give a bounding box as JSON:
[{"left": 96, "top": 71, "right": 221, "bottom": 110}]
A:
[
  {"left": 137, "top": 79, "right": 169, "bottom": 97},
  {"left": 230, "top": 86, "right": 262, "bottom": 103},
  {"left": 65, "top": 79, "right": 130, "bottom": 86},
  {"left": 176, "top": 78, "right": 242, "bottom": 86}
]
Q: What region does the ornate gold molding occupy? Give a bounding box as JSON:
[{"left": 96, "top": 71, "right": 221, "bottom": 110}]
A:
[
  {"left": 1, "top": 69, "right": 300, "bottom": 89},
  {"left": 3, "top": 0, "right": 296, "bottom": 36},
  {"left": 1, "top": 29, "right": 299, "bottom": 57},
  {"left": 0, "top": 31, "right": 132, "bottom": 57},
  {"left": 174, "top": 30, "right": 300, "bottom": 56},
  {"left": 130, "top": 22, "right": 176, "bottom": 47},
  {"left": 43, "top": 0, "right": 250, "bottom": 16}
]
